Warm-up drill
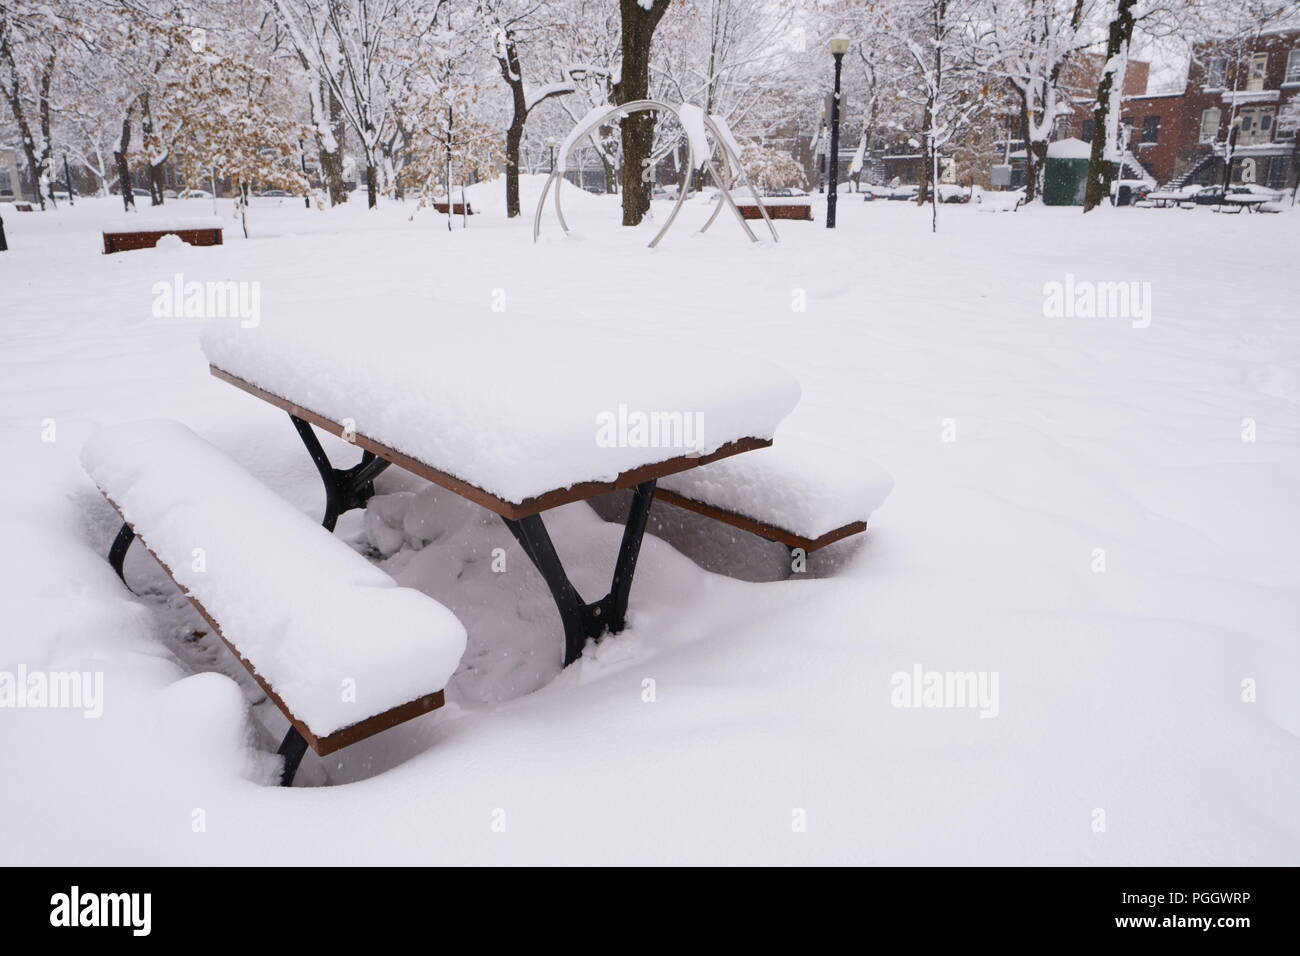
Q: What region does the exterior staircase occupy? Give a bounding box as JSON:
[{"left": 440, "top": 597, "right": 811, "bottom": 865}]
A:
[{"left": 1163, "top": 151, "right": 1217, "bottom": 190}]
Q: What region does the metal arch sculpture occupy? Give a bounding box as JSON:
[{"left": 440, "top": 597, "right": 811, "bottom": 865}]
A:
[{"left": 532, "top": 100, "right": 779, "bottom": 248}]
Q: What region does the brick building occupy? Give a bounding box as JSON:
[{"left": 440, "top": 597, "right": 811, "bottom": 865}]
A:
[
  {"left": 1176, "top": 26, "right": 1300, "bottom": 190},
  {"left": 1067, "top": 26, "right": 1300, "bottom": 189}
]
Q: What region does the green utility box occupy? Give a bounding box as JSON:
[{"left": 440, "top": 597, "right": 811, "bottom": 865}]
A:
[{"left": 1042, "top": 138, "right": 1092, "bottom": 206}]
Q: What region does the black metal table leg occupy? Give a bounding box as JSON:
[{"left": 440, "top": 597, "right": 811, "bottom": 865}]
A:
[
  {"left": 290, "top": 414, "right": 391, "bottom": 530},
  {"left": 606, "top": 480, "right": 656, "bottom": 632},
  {"left": 278, "top": 727, "right": 308, "bottom": 786},
  {"left": 503, "top": 480, "right": 657, "bottom": 667}
]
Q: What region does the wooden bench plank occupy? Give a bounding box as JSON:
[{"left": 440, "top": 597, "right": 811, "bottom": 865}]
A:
[{"left": 654, "top": 487, "right": 866, "bottom": 552}]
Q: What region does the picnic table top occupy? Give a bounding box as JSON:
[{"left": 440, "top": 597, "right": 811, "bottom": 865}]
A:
[
  {"left": 1221, "top": 194, "right": 1269, "bottom": 204},
  {"left": 201, "top": 296, "right": 801, "bottom": 515}
]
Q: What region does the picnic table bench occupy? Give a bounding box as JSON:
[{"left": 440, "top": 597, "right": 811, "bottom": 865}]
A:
[
  {"left": 102, "top": 217, "right": 224, "bottom": 254},
  {"left": 84, "top": 420, "right": 465, "bottom": 786},
  {"left": 655, "top": 435, "right": 891, "bottom": 555}
]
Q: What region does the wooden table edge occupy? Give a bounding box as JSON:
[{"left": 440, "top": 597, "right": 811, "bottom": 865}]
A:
[{"left": 209, "top": 364, "right": 772, "bottom": 520}]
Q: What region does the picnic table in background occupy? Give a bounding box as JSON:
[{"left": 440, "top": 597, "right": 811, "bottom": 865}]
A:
[
  {"left": 1144, "top": 187, "right": 1201, "bottom": 209},
  {"left": 1214, "top": 194, "right": 1270, "bottom": 214},
  {"left": 201, "top": 297, "right": 801, "bottom": 667}
]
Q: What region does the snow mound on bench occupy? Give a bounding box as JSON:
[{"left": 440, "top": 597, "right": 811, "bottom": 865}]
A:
[
  {"left": 201, "top": 295, "right": 801, "bottom": 505},
  {"left": 82, "top": 420, "right": 466, "bottom": 739},
  {"left": 658, "top": 433, "right": 893, "bottom": 541}
]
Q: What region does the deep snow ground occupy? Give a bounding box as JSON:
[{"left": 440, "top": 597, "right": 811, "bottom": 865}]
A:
[{"left": 1, "top": 182, "right": 1298, "bottom": 864}]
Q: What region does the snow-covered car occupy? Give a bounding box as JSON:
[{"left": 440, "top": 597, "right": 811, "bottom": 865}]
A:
[
  {"left": 256, "top": 189, "right": 294, "bottom": 198},
  {"left": 887, "top": 185, "right": 920, "bottom": 201},
  {"left": 163, "top": 189, "right": 179, "bottom": 199},
  {"left": 1110, "top": 178, "right": 1155, "bottom": 203},
  {"left": 177, "top": 188, "right": 213, "bottom": 199},
  {"left": 937, "top": 184, "right": 972, "bottom": 204}
]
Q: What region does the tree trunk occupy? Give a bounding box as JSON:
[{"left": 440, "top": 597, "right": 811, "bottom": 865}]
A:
[
  {"left": 1083, "top": 0, "right": 1137, "bottom": 212},
  {"left": 317, "top": 81, "right": 348, "bottom": 205},
  {"left": 614, "top": 0, "right": 670, "bottom": 226},
  {"left": 114, "top": 107, "right": 136, "bottom": 212},
  {"left": 0, "top": 212, "right": 7, "bottom": 251},
  {"left": 140, "top": 93, "right": 165, "bottom": 206},
  {"left": 498, "top": 32, "right": 528, "bottom": 219}
]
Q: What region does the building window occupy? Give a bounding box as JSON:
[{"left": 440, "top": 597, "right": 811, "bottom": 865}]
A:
[
  {"left": 1206, "top": 57, "right": 1228, "bottom": 89},
  {"left": 1141, "top": 115, "right": 1160, "bottom": 143},
  {"left": 1081, "top": 119, "right": 1094, "bottom": 142},
  {"left": 1287, "top": 49, "right": 1300, "bottom": 84},
  {"left": 1235, "top": 106, "right": 1276, "bottom": 145},
  {"left": 1199, "top": 107, "right": 1221, "bottom": 142},
  {"left": 1247, "top": 52, "right": 1268, "bottom": 92}
]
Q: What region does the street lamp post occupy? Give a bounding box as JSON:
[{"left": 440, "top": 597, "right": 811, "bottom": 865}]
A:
[{"left": 827, "top": 34, "right": 850, "bottom": 229}]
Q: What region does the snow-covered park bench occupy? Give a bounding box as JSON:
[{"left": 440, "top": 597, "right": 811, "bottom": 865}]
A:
[
  {"left": 431, "top": 201, "right": 474, "bottom": 216},
  {"left": 102, "top": 218, "right": 224, "bottom": 254},
  {"left": 84, "top": 420, "right": 466, "bottom": 786},
  {"left": 197, "top": 296, "right": 802, "bottom": 670},
  {"left": 734, "top": 196, "right": 813, "bottom": 221}
]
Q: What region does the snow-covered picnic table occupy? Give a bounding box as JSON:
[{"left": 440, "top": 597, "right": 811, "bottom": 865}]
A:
[
  {"left": 1216, "top": 194, "right": 1270, "bottom": 213},
  {"left": 1145, "top": 188, "right": 1199, "bottom": 208},
  {"left": 201, "top": 296, "right": 802, "bottom": 665}
]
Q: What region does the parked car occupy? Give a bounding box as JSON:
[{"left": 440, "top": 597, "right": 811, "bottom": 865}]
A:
[
  {"left": 937, "top": 184, "right": 972, "bottom": 204},
  {"left": 163, "top": 189, "right": 179, "bottom": 199},
  {"left": 256, "top": 189, "right": 294, "bottom": 198},
  {"left": 887, "top": 184, "right": 920, "bottom": 201},
  {"left": 861, "top": 184, "right": 893, "bottom": 201},
  {"left": 177, "top": 188, "right": 213, "bottom": 199}
]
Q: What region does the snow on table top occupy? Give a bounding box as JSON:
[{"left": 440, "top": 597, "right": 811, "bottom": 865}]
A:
[
  {"left": 102, "top": 217, "right": 224, "bottom": 233},
  {"left": 659, "top": 433, "right": 893, "bottom": 540},
  {"left": 82, "top": 419, "right": 466, "bottom": 738},
  {"left": 202, "top": 296, "right": 800, "bottom": 506}
]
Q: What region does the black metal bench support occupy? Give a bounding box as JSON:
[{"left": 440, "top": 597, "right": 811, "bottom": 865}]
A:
[
  {"left": 277, "top": 727, "right": 308, "bottom": 787},
  {"left": 502, "top": 479, "right": 657, "bottom": 667},
  {"left": 290, "top": 414, "right": 392, "bottom": 530}
]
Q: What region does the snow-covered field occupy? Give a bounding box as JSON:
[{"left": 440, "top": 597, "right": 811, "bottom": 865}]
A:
[{"left": 2, "top": 180, "right": 1298, "bottom": 864}]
